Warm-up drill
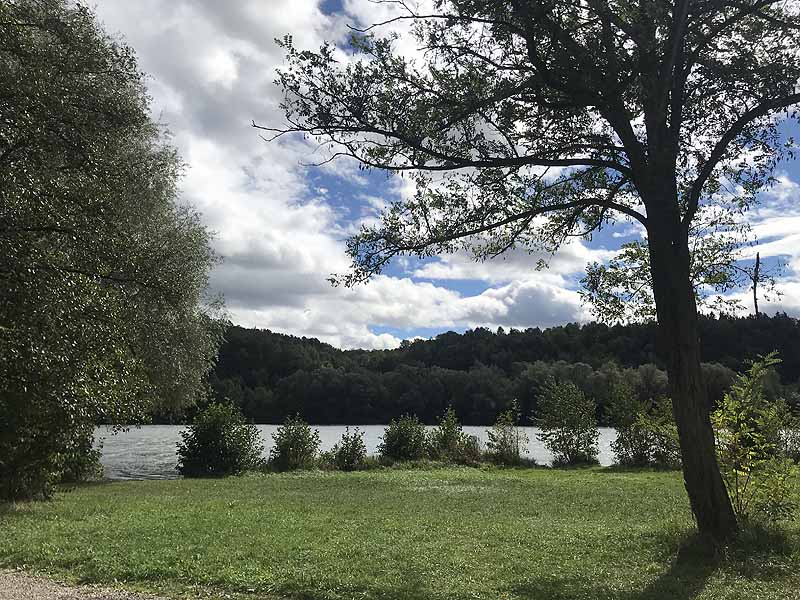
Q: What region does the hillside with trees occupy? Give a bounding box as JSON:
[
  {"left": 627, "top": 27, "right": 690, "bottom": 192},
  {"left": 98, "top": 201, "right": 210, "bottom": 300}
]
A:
[{"left": 200, "top": 314, "right": 800, "bottom": 426}]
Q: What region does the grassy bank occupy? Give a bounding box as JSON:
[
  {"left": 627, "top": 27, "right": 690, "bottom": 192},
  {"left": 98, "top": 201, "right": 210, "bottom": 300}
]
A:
[{"left": 1, "top": 467, "right": 799, "bottom": 599}]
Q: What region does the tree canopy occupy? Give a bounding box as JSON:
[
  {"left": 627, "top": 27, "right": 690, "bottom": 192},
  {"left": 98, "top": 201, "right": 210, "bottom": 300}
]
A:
[
  {"left": 0, "top": 0, "right": 223, "bottom": 500},
  {"left": 268, "top": 0, "right": 800, "bottom": 540}
]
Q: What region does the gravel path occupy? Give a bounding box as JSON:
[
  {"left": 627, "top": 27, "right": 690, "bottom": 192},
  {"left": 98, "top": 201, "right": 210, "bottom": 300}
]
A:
[{"left": 0, "top": 571, "right": 168, "bottom": 600}]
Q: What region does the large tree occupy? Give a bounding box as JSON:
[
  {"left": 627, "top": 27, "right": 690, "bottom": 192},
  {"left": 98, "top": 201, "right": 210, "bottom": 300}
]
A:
[
  {"left": 266, "top": 0, "right": 800, "bottom": 541},
  {"left": 0, "top": 0, "right": 223, "bottom": 500}
]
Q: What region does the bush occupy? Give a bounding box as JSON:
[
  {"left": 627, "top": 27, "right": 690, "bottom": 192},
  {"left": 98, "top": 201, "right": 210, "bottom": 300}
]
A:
[
  {"left": 486, "top": 400, "right": 529, "bottom": 466},
  {"left": 609, "top": 383, "right": 681, "bottom": 469},
  {"left": 327, "top": 427, "right": 368, "bottom": 471},
  {"left": 609, "top": 381, "right": 653, "bottom": 467},
  {"left": 177, "top": 403, "right": 264, "bottom": 477},
  {"left": 536, "top": 380, "right": 599, "bottom": 466},
  {"left": 641, "top": 397, "right": 682, "bottom": 469},
  {"left": 428, "top": 407, "right": 483, "bottom": 464},
  {"left": 59, "top": 427, "right": 104, "bottom": 483},
  {"left": 379, "top": 415, "right": 428, "bottom": 461},
  {"left": 712, "top": 353, "right": 797, "bottom": 523},
  {"left": 269, "top": 415, "right": 321, "bottom": 471}
]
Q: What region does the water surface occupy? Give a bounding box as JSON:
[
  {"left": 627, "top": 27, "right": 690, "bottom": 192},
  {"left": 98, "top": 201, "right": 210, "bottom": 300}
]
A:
[{"left": 95, "top": 425, "right": 619, "bottom": 480}]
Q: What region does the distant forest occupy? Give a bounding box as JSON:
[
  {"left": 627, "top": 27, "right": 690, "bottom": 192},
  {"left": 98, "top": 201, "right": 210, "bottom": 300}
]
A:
[{"left": 167, "top": 314, "right": 800, "bottom": 426}]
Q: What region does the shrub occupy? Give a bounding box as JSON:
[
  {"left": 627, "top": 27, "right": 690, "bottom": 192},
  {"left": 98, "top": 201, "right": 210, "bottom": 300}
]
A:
[
  {"left": 328, "top": 427, "right": 368, "bottom": 471},
  {"left": 642, "top": 397, "right": 682, "bottom": 469},
  {"left": 609, "top": 381, "right": 654, "bottom": 467},
  {"left": 712, "top": 353, "right": 797, "bottom": 523},
  {"left": 486, "top": 400, "right": 529, "bottom": 466},
  {"left": 428, "top": 407, "right": 483, "bottom": 464},
  {"left": 609, "top": 384, "right": 681, "bottom": 469},
  {"left": 269, "top": 415, "right": 321, "bottom": 471},
  {"left": 59, "top": 427, "right": 104, "bottom": 483},
  {"left": 536, "top": 380, "right": 599, "bottom": 466},
  {"left": 177, "top": 403, "right": 264, "bottom": 477},
  {"left": 379, "top": 415, "right": 428, "bottom": 461}
]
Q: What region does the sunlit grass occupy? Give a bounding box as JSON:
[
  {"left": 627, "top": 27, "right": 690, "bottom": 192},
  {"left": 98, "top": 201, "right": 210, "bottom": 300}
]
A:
[{"left": 2, "top": 467, "right": 799, "bottom": 599}]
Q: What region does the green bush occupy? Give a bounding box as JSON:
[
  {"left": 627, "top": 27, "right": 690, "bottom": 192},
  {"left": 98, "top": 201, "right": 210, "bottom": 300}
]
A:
[
  {"left": 177, "top": 403, "right": 264, "bottom": 477},
  {"left": 486, "top": 400, "right": 529, "bottom": 466},
  {"left": 328, "top": 427, "right": 368, "bottom": 471},
  {"left": 428, "top": 407, "right": 483, "bottom": 464},
  {"left": 59, "top": 427, "right": 104, "bottom": 483},
  {"left": 712, "top": 353, "right": 797, "bottom": 523},
  {"left": 609, "top": 381, "right": 654, "bottom": 467},
  {"left": 641, "top": 397, "right": 682, "bottom": 469},
  {"left": 269, "top": 415, "right": 321, "bottom": 471},
  {"left": 379, "top": 415, "right": 428, "bottom": 461},
  {"left": 536, "top": 381, "right": 599, "bottom": 466},
  {"left": 609, "top": 383, "right": 681, "bottom": 469}
]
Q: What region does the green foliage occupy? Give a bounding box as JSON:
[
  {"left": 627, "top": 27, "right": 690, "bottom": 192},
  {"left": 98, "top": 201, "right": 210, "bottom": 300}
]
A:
[
  {"left": 177, "top": 403, "right": 264, "bottom": 477},
  {"left": 269, "top": 415, "right": 321, "bottom": 472},
  {"left": 428, "top": 407, "right": 482, "bottom": 465},
  {"left": 712, "top": 353, "right": 797, "bottom": 523},
  {"left": 609, "top": 381, "right": 655, "bottom": 467},
  {"left": 0, "top": 0, "right": 223, "bottom": 500},
  {"left": 378, "top": 415, "right": 428, "bottom": 462},
  {"left": 486, "top": 400, "right": 529, "bottom": 466},
  {"left": 207, "top": 317, "right": 800, "bottom": 428},
  {"left": 581, "top": 211, "right": 782, "bottom": 323},
  {"left": 642, "top": 398, "right": 683, "bottom": 469},
  {"left": 326, "top": 427, "right": 368, "bottom": 471},
  {"left": 58, "top": 427, "right": 104, "bottom": 484},
  {"left": 609, "top": 383, "right": 682, "bottom": 469},
  {"left": 537, "top": 381, "right": 599, "bottom": 466}
]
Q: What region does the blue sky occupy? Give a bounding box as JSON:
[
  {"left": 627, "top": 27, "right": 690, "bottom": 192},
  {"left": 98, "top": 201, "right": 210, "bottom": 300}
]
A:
[{"left": 93, "top": 1, "right": 800, "bottom": 349}]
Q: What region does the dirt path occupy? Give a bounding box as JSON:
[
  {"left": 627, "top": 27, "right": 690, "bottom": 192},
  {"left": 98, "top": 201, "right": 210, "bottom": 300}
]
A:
[{"left": 0, "top": 570, "right": 168, "bottom": 600}]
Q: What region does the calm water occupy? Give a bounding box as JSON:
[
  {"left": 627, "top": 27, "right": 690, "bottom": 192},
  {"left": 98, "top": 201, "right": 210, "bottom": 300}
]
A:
[{"left": 95, "top": 425, "right": 619, "bottom": 480}]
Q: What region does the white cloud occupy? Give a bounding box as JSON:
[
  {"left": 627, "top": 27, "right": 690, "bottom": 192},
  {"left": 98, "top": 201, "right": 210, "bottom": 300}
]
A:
[{"left": 92, "top": 1, "right": 800, "bottom": 349}]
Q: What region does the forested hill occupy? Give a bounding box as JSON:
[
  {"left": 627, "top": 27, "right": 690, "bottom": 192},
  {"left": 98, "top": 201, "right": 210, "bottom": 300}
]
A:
[{"left": 198, "top": 314, "right": 800, "bottom": 426}]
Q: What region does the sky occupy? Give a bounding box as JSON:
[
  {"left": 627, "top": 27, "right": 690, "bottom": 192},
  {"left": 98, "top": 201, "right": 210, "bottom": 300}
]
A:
[{"left": 92, "top": 1, "right": 800, "bottom": 350}]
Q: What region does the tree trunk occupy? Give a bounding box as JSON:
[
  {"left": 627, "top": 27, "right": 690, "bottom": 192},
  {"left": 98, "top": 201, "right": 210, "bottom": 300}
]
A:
[
  {"left": 648, "top": 219, "right": 738, "bottom": 543},
  {"left": 753, "top": 252, "right": 760, "bottom": 316}
]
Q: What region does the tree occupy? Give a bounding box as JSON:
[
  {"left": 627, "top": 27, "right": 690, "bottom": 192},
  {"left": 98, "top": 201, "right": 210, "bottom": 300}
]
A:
[
  {"left": 177, "top": 403, "right": 264, "bottom": 477},
  {"left": 581, "top": 209, "right": 782, "bottom": 322},
  {"left": 266, "top": 1, "right": 800, "bottom": 541},
  {"left": 0, "top": 0, "right": 223, "bottom": 500},
  {"left": 536, "top": 380, "right": 599, "bottom": 466}
]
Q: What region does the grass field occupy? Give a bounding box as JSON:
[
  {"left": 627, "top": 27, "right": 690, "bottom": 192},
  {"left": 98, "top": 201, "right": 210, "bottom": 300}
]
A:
[{"left": 1, "top": 467, "right": 799, "bottom": 599}]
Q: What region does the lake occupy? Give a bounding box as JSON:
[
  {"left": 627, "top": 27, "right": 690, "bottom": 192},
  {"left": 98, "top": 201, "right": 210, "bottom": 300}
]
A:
[{"left": 95, "top": 425, "right": 620, "bottom": 480}]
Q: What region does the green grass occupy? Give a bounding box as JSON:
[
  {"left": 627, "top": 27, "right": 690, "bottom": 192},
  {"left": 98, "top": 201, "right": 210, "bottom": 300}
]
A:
[{"left": 1, "top": 467, "right": 799, "bottom": 599}]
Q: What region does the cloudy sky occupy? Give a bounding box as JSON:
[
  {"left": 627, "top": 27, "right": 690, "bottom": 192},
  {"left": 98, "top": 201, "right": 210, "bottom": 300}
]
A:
[{"left": 92, "top": 1, "right": 800, "bottom": 349}]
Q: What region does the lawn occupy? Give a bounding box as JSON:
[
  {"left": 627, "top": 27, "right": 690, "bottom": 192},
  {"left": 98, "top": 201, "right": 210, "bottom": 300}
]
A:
[{"left": 1, "top": 467, "right": 799, "bottom": 599}]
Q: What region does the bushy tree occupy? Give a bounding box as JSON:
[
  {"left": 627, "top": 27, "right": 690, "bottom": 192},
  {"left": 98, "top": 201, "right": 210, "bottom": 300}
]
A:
[
  {"left": 177, "top": 403, "right": 264, "bottom": 477},
  {"left": 486, "top": 400, "right": 529, "bottom": 466},
  {"left": 326, "top": 427, "right": 368, "bottom": 471},
  {"left": 269, "top": 415, "right": 321, "bottom": 471},
  {"left": 269, "top": 0, "right": 800, "bottom": 540},
  {"left": 429, "top": 406, "right": 482, "bottom": 464},
  {"left": 609, "top": 381, "right": 654, "bottom": 467},
  {"left": 378, "top": 414, "right": 428, "bottom": 461},
  {"left": 0, "top": 0, "right": 222, "bottom": 500},
  {"left": 537, "top": 381, "right": 599, "bottom": 466},
  {"left": 712, "top": 354, "right": 797, "bottom": 522},
  {"left": 609, "top": 386, "right": 681, "bottom": 469}
]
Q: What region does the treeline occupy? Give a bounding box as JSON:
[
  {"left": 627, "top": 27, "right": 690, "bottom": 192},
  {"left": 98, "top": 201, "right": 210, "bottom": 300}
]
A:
[{"left": 186, "top": 314, "right": 800, "bottom": 426}]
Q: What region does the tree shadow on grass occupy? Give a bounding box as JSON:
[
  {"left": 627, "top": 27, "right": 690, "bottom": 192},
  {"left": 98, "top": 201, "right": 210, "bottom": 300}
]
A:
[{"left": 508, "top": 525, "right": 794, "bottom": 600}]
